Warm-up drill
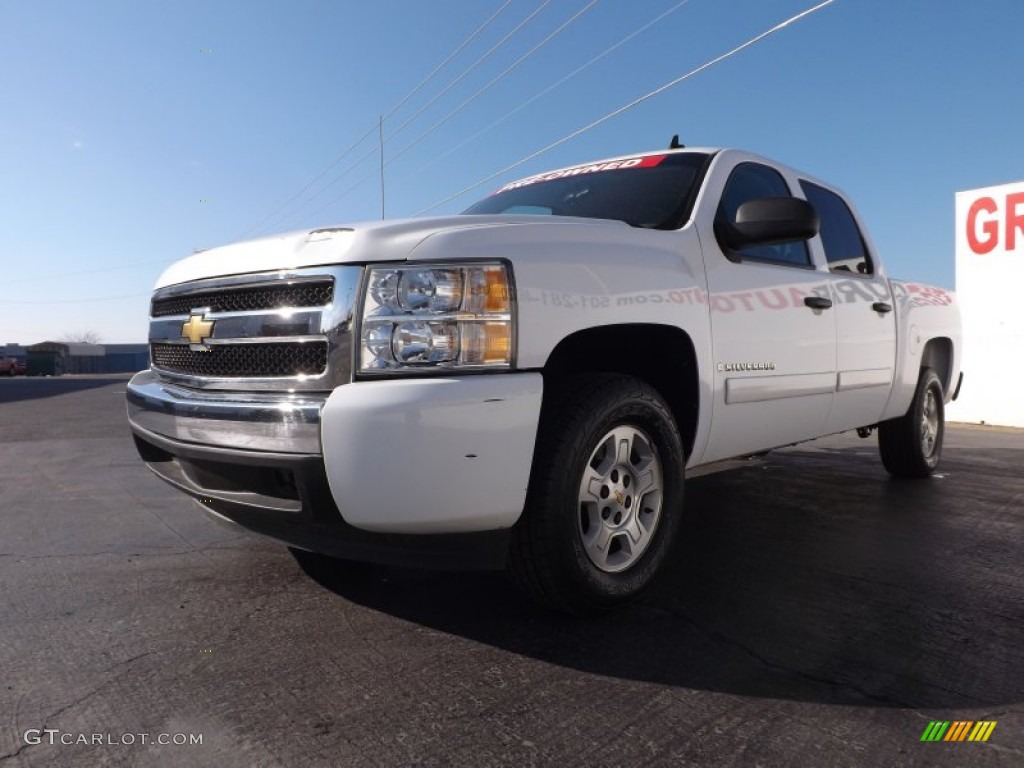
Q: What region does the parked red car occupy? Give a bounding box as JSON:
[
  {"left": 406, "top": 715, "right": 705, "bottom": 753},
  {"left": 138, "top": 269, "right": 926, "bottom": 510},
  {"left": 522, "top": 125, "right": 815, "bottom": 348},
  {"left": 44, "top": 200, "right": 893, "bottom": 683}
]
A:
[{"left": 0, "top": 358, "right": 26, "bottom": 376}]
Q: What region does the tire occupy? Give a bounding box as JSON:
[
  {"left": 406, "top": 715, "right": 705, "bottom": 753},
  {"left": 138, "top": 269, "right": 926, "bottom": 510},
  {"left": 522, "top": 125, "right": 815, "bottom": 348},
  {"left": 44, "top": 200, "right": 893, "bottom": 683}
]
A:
[
  {"left": 878, "top": 367, "right": 945, "bottom": 478},
  {"left": 509, "top": 374, "right": 685, "bottom": 615}
]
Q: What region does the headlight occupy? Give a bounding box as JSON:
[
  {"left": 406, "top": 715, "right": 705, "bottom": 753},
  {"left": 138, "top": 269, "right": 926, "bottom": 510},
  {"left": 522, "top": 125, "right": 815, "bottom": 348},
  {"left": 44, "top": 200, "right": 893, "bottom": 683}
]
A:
[{"left": 359, "top": 262, "right": 514, "bottom": 372}]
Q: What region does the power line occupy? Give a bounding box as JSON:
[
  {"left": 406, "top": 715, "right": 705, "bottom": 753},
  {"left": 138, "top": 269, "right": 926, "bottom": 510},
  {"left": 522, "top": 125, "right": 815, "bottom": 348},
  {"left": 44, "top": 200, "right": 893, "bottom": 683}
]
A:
[
  {"left": 386, "top": 0, "right": 515, "bottom": 120},
  {"left": 398, "top": 0, "right": 693, "bottom": 184},
  {"left": 257, "top": 141, "right": 383, "bottom": 233},
  {"left": 386, "top": 0, "right": 600, "bottom": 170},
  {"left": 415, "top": 0, "right": 839, "bottom": 215},
  {"left": 383, "top": 0, "right": 554, "bottom": 145},
  {"left": 3, "top": 259, "right": 173, "bottom": 286},
  {"left": 7, "top": 292, "right": 151, "bottom": 304},
  {"left": 292, "top": 0, "right": 600, "bottom": 224},
  {"left": 299, "top": 165, "right": 381, "bottom": 225},
  {"left": 235, "top": 123, "right": 378, "bottom": 240},
  {"left": 263, "top": 0, "right": 560, "bottom": 232},
  {"left": 236, "top": 0, "right": 516, "bottom": 239}
]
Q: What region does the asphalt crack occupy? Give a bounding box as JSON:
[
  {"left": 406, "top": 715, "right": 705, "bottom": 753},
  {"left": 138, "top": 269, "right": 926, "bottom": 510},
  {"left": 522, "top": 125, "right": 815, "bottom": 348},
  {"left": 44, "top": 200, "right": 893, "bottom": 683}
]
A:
[
  {"left": 0, "top": 546, "right": 248, "bottom": 561},
  {"left": 664, "top": 607, "right": 923, "bottom": 709},
  {"left": 0, "top": 651, "right": 155, "bottom": 763}
]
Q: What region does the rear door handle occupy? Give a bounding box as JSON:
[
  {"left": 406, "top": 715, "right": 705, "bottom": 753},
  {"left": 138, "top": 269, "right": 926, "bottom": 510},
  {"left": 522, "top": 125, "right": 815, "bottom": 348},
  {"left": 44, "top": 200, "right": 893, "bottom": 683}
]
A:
[
  {"left": 872, "top": 302, "right": 893, "bottom": 314},
  {"left": 803, "top": 296, "right": 833, "bottom": 310}
]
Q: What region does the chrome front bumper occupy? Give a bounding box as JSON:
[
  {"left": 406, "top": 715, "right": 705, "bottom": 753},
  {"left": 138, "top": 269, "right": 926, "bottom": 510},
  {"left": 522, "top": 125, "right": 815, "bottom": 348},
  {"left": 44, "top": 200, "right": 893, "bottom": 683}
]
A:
[
  {"left": 126, "top": 369, "right": 326, "bottom": 454},
  {"left": 124, "top": 369, "right": 511, "bottom": 569}
]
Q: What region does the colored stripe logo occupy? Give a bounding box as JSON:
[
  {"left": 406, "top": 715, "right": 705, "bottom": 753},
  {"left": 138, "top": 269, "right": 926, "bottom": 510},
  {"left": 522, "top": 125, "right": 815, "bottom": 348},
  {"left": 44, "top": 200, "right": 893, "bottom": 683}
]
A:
[{"left": 920, "top": 721, "right": 997, "bottom": 742}]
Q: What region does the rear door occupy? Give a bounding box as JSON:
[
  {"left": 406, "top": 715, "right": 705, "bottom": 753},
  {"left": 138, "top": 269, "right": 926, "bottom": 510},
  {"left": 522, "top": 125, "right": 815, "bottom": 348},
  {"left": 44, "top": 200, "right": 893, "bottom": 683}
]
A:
[{"left": 801, "top": 180, "right": 897, "bottom": 433}]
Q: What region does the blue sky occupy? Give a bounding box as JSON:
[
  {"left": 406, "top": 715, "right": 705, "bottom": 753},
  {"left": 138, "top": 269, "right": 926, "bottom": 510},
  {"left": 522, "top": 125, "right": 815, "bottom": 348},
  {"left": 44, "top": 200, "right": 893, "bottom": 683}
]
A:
[{"left": 2, "top": 0, "right": 1021, "bottom": 344}]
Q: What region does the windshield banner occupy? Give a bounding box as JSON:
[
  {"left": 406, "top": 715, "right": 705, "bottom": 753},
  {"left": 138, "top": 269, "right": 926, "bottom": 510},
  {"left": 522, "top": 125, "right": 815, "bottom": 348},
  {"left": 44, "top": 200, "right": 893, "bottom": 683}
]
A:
[{"left": 494, "top": 155, "right": 667, "bottom": 195}]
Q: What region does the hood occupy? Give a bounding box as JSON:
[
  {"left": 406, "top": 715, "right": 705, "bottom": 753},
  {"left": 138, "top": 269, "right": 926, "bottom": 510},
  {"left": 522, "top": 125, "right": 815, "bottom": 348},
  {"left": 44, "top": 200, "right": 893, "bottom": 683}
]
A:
[{"left": 155, "top": 214, "right": 623, "bottom": 288}]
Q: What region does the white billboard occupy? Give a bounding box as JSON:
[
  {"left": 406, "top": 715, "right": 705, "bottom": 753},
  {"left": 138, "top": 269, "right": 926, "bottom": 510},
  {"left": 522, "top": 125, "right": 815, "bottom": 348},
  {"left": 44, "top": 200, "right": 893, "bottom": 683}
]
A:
[{"left": 947, "top": 181, "right": 1024, "bottom": 427}]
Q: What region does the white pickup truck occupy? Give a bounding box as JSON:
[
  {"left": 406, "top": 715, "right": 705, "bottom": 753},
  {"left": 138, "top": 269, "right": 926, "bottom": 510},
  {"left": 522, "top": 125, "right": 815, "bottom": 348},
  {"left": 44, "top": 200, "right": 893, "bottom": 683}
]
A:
[{"left": 127, "top": 146, "right": 962, "bottom": 614}]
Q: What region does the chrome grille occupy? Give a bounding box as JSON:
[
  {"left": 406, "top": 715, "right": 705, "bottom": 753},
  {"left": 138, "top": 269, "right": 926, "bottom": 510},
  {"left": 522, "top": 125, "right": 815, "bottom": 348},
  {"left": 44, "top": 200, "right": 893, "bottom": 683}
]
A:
[
  {"left": 148, "top": 266, "right": 361, "bottom": 392},
  {"left": 151, "top": 281, "right": 334, "bottom": 317},
  {"left": 152, "top": 342, "right": 328, "bottom": 378}
]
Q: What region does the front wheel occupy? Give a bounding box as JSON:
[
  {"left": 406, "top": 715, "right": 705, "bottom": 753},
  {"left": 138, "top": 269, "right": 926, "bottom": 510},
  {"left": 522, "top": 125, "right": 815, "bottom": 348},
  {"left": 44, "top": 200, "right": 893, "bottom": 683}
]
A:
[
  {"left": 878, "top": 367, "right": 945, "bottom": 477},
  {"left": 509, "top": 375, "right": 685, "bottom": 615}
]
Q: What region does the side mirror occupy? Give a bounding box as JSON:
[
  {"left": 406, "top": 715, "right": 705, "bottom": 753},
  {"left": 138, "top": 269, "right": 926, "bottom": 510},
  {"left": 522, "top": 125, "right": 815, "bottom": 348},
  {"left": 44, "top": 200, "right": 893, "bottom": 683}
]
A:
[{"left": 716, "top": 197, "right": 819, "bottom": 252}]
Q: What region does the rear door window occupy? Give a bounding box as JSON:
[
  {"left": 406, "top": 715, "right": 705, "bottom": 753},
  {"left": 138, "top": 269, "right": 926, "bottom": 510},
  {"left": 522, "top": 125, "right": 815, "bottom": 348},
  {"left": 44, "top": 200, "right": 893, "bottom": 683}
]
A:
[{"left": 800, "top": 181, "right": 874, "bottom": 275}]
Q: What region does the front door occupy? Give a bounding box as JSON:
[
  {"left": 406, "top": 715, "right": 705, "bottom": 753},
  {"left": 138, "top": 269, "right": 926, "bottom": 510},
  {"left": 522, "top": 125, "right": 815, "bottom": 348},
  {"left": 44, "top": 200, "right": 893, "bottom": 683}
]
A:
[{"left": 696, "top": 159, "right": 837, "bottom": 464}]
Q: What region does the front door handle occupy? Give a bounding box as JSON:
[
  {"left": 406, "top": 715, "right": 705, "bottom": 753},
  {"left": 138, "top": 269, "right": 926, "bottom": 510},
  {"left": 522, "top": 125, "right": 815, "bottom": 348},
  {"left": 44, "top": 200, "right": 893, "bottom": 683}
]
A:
[
  {"left": 872, "top": 302, "right": 893, "bottom": 314},
  {"left": 803, "top": 296, "right": 833, "bottom": 310}
]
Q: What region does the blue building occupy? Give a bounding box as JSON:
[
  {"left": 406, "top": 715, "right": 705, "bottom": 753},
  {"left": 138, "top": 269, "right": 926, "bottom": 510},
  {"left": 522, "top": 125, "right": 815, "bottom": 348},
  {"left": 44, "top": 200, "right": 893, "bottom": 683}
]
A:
[
  {"left": 19, "top": 342, "right": 149, "bottom": 376},
  {"left": 101, "top": 344, "right": 150, "bottom": 373}
]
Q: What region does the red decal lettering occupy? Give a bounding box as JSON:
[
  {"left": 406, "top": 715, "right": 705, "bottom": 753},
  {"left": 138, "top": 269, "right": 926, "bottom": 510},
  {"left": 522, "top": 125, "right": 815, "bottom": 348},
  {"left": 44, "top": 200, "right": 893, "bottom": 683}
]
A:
[
  {"left": 494, "top": 155, "right": 668, "bottom": 195},
  {"left": 733, "top": 292, "right": 755, "bottom": 312},
  {"left": 711, "top": 295, "right": 735, "bottom": 313},
  {"left": 1006, "top": 192, "right": 1024, "bottom": 252},
  {"left": 967, "top": 196, "right": 998, "bottom": 254},
  {"left": 755, "top": 289, "right": 788, "bottom": 310}
]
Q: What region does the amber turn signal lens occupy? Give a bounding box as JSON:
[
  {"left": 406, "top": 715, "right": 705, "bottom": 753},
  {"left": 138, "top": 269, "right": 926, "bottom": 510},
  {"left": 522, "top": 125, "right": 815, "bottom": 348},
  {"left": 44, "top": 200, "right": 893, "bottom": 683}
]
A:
[
  {"left": 461, "top": 321, "right": 511, "bottom": 365},
  {"left": 484, "top": 267, "right": 510, "bottom": 312}
]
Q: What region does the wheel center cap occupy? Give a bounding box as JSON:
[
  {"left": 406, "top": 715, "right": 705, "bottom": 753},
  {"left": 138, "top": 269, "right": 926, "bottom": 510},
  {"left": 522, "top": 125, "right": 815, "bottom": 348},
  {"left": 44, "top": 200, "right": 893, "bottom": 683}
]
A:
[{"left": 613, "top": 489, "right": 625, "bottom": 506}]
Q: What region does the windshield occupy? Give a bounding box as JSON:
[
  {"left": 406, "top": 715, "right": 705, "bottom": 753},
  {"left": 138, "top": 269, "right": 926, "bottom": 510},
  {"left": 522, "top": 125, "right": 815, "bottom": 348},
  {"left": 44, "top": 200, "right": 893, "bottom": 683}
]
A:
[{"left": 462, "top": 152, "right": 709, "bottom": 229}]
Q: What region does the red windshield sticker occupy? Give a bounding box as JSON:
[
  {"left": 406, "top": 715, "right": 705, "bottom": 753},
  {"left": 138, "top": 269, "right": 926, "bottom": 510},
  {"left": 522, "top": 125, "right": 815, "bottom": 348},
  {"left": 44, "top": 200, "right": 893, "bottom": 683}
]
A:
[{"left": 493, "top": 154, "right": 668, "bottom": 195}]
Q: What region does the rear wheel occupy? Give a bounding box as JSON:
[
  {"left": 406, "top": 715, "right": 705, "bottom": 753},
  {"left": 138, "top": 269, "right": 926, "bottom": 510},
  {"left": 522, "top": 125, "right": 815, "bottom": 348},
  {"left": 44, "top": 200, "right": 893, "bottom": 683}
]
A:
[
  {"left": 509, "top": 374, "right": 685, "bottom": 615},
  {"left": 878, "top": 367, "right": 945, "bottom": 477}
]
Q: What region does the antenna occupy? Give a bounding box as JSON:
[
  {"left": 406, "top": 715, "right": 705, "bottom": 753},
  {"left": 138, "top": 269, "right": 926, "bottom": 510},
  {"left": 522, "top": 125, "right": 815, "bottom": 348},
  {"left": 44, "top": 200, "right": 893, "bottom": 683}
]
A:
[
  {"left": 669, "top": 134, "right": 683, "bottom": 149},
  {"left": 379, "top": 115, "right": 385, "bottom": 219}
]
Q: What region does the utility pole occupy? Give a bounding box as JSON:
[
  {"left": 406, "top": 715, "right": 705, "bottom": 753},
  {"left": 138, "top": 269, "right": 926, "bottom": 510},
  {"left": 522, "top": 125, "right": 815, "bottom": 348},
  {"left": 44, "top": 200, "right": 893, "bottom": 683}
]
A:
[{"left": 379, "top": 115, "right": 385, "bottom": 220}]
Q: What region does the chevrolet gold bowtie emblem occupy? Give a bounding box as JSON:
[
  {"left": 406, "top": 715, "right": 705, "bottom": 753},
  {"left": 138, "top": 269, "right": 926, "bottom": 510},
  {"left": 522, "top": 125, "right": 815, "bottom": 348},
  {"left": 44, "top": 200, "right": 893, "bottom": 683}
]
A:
[{"left": 181, "top": 314, "right": 214, "bottom": 345}]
